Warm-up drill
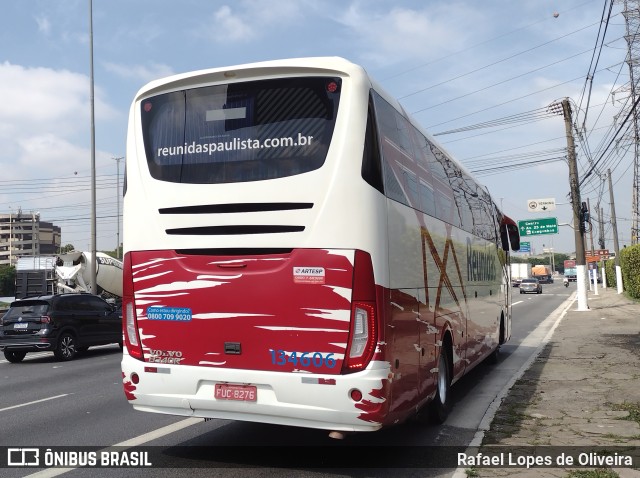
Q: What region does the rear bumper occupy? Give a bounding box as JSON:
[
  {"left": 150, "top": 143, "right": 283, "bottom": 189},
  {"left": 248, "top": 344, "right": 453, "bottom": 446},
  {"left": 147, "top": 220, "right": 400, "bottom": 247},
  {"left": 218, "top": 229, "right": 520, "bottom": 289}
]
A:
[
  {"left": 0, "top": 337, "right": 54, "bottom": 351},
  {"left": 121, "top": 354, "right": 391, "bottom": 433}
]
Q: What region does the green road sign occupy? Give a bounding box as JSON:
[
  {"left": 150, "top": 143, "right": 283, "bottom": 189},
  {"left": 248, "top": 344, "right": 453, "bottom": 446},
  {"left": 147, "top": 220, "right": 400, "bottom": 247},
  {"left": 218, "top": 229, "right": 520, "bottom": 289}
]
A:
[{"left": 518, "top": 217, "right": 558, "bottom": 236}]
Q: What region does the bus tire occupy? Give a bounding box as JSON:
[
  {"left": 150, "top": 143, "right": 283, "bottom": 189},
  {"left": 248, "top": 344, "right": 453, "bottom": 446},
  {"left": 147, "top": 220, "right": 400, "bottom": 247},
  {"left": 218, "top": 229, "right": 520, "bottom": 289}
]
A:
[
  {"left": 487, "top": 316, "right": 504, "bottom": 364},
  {"left": 429, "top": 345, "right": 452, "bottom": 424}
]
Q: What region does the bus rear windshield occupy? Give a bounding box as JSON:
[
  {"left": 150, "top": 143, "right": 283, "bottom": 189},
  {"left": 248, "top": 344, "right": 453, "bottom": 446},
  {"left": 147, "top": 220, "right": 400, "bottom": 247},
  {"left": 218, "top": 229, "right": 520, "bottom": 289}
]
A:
[{"left": 140, "top": 77, "right": 341, "bottom": 184}]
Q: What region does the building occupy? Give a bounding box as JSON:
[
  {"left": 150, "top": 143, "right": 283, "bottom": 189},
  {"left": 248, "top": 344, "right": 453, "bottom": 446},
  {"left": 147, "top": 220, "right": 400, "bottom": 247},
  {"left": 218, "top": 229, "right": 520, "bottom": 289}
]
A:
[{"left": 0, "top": 210, "right": 62, "bottom": 266}]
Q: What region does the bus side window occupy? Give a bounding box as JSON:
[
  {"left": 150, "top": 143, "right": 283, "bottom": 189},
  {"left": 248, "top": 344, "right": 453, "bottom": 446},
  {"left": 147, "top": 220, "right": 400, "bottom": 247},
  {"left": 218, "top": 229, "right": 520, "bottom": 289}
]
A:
[
  {"left": 382, "top": 161, "right": 408, "bottom": 206},
  {"left": 361, "top": 95, "right": 384, "bottom": 194},
  {"left": 403, "top": 170, "right": 419, "bottom": 207},
  {"left": 419, "top": 181, "right": 436, "bottom": 217}
]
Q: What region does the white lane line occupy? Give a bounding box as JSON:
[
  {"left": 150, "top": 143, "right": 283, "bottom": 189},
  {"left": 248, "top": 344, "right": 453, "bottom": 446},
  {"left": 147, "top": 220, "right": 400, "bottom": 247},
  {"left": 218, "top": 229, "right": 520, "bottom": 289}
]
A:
[
  {"left": 114, "top": 417, "right": 202, "bottom": 447},
  {"left": 0, "top": 394, "right": 69, "bottom": 412},
  {"left": 23, "top": 417, "right": 202, "bottom": 478},
  {"left": 511, "top": 300, "right": 524, "bottom": 306}
]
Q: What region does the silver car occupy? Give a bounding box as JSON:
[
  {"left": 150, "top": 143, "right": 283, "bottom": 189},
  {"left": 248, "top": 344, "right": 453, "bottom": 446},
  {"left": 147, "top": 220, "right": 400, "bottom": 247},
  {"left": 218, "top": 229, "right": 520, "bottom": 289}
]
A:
[{"left": 519, "top": 278, "right": 542, "bottom": 294}]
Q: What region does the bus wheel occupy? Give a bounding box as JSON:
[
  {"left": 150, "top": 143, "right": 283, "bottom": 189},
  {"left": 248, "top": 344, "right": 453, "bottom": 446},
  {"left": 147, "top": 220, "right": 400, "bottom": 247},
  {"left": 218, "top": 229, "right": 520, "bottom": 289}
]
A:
[
  {"left": 430, "top": 346, "right": 452, "bottom": 424},
  {"left": 487, "top": 317, "right": 504, "bottom": 364}
]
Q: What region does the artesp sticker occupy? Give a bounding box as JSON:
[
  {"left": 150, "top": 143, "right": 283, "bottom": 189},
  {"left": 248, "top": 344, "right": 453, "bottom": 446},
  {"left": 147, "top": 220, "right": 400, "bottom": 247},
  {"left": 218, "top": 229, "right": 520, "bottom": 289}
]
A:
[{"left": 293, "top": 267, "right": 325, "bottom": 284}]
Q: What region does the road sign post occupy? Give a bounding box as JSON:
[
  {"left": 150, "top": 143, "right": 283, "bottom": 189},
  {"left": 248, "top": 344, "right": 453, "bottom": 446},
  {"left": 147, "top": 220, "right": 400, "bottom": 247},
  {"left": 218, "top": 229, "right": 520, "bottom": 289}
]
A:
[{"left": 517, "top": 217, "right": 558, "bottom": 236}]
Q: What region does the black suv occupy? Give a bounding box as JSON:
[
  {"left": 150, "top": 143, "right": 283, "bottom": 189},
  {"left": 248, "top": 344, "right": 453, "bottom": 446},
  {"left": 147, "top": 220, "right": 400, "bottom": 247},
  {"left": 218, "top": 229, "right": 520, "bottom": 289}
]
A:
[{"left": 0, "top": 293, "right": 122, "bottom": 363}]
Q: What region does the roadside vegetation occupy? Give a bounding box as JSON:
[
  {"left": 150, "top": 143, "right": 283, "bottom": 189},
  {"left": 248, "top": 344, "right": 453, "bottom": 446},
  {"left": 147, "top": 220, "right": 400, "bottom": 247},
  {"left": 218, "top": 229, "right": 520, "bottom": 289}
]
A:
[{"left": 604, "top": 244, "right": 640, "bottom": 299}]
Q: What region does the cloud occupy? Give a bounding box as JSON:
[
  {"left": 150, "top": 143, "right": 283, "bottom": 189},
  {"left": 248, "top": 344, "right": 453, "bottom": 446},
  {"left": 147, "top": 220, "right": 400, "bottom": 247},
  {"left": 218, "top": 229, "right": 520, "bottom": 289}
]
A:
[
  {"left": 0, "top": 62, "right": 116, "bottom": 129},
  {"left": 335, "top": 2, "right": 486, "bottom": 66},
  {"left": 18, "top": 133, "right": 88, "bottom": 170},
  {"left": 0, "top": 61, "right": 118, "bottom": 184},
  {"left": 194, "top": 1, "right": 305, "bottom": 44},
  {"left": 103, "top": 61, "right": 175, "bottom": 84},
  {"left": 35, "top": 15, "right": 51, "bottom": 35},
  {"left": 211, "top": 5, "right": 256, "bottom": 43}
]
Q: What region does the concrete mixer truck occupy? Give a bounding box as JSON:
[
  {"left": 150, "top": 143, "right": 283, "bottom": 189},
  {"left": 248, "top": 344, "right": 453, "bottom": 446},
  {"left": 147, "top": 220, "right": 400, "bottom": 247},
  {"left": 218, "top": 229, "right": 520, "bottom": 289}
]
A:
[
  {"left": 14, "top": 251, "right": 122, "bottom": 300},
  {"left": 55, "top": 251, "right": 123, "bottom": 299}
]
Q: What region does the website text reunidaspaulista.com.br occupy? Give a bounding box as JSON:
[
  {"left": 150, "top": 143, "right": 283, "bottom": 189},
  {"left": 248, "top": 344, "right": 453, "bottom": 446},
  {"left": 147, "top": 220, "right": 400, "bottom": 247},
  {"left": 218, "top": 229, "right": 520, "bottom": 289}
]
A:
[{"left": 156, "top": 133, "right": 315, "bottom": 158}]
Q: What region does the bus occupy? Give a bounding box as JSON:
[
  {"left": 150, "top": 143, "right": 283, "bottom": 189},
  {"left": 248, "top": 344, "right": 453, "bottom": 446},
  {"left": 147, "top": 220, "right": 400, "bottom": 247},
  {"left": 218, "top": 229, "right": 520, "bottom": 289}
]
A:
[{"left": 120, "top": 56, "right": 521, "bottom": 438}]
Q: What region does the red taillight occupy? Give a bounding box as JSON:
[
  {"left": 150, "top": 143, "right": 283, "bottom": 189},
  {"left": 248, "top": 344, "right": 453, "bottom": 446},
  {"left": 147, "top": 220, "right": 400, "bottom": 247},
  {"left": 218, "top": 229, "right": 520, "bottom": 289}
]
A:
[
  {"left": 342, "top": 250, "right": 378, "bottom": 373},
  {"left": 39, "top": 315, "right": 51, "bottom": 324},
  {"left": 123, "top": 252, "right": 144, "bottom": 360}
]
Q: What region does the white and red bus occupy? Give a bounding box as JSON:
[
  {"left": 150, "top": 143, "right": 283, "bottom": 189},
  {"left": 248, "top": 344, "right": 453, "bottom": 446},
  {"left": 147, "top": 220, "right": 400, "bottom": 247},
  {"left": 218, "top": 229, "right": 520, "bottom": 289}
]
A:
[{"left": 121, "top": 57, "right": 521, "bottom": 438}]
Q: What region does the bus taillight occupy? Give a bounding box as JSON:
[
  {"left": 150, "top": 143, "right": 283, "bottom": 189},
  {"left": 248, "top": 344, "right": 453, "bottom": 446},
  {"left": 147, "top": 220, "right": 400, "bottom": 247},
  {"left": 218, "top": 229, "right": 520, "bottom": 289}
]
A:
[
  {"left": 344, "top": 302, "right": 376, "bottom": 372},
  {"left": 342, "top": 250, "right": 378, "bottom": 373},
  {"left": 123, "top": 252, "right": 144, "bottom": 360}
]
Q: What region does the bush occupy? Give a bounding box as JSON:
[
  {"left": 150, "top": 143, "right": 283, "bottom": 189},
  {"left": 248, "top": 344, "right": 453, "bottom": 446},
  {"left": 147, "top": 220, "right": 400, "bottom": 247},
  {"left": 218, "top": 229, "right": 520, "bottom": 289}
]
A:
[
  {"left": 605, "top": 244, "right": 640, "bottom": 299},
  {"left": 0, "top": 265, "right": 15, "bottom": 297},
  {"left": 620, "top": 245, "right": 640, "bottom": 299},
  {"left": 604, "top": 257, "right": 616, "bottom": 288}
]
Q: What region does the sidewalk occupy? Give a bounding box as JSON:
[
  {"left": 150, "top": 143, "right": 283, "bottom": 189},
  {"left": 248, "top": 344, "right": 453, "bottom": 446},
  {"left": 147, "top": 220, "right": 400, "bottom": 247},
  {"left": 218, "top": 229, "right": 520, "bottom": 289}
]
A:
[{"left": 467, "top": 286, "right": 640, "bottom": 478}]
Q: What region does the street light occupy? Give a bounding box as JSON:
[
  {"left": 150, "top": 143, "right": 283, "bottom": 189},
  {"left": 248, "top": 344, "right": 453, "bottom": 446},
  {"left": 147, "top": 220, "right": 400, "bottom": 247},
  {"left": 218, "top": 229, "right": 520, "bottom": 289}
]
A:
[
  {"left": 8, "top": 208, "right": 12, "bottom": 266},
  {"left": 88, "top": 0, "right": 97, "bottom": 294}
]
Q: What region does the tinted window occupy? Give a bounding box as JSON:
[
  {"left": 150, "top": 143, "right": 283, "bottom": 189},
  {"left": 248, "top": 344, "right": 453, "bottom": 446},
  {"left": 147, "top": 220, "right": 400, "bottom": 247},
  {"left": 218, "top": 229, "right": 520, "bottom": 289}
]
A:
[
  {"left": 5, "top": 301, "right": 49, "bottom": 319},
  {"left": 57, "top": 296, "right": 82, "bottom": 311},
  {"left": 361, "top": 96, "right": 384, "bottom": 193},
  {"left": 84, "top": 296, "right": 111, "bottom": 312},
  {"left": 141, "top": 77, "right": 341, "bottom": 184}
]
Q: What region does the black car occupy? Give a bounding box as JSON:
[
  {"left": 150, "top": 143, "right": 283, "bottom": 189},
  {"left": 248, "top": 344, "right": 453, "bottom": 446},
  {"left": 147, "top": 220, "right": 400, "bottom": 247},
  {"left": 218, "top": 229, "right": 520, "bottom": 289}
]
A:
[{"left": 0, "top": 293, "right": 122, "bottom": 363}]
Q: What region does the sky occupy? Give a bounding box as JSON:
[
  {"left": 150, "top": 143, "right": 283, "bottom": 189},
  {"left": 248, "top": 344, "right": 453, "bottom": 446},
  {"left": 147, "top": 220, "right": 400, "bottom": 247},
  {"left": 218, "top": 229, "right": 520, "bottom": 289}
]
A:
[{"left": 0, "top": 0, "right": 633, "bottom": 257}]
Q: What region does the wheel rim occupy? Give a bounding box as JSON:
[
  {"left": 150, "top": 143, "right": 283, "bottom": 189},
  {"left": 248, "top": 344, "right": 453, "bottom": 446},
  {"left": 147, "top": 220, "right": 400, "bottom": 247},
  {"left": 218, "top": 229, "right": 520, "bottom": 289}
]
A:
[
  {"left": 60, "top": 336, "right": 75, "bottom": 358},
  {"left": 437, "top": 353, "right": 447, "bottom": 403}
]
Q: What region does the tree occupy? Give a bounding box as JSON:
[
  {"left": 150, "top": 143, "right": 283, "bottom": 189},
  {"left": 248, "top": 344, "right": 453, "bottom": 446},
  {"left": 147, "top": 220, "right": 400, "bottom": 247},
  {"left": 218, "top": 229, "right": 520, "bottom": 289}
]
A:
[
  {"left": 60, "top": 244, "right": 75, "bottom": 253},
  {"left": 0, "top": 265, "right": 16, "bottom": 297}
]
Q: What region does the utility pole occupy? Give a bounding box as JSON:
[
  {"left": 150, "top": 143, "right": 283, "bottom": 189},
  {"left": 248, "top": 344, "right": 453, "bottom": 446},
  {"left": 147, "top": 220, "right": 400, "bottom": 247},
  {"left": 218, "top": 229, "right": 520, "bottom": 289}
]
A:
[
  {"left": 562, "top": 98, "right": 589, "bottom": 310},
  {"left": 615, "top": 0, "right": 640, "bottom": 244},
  {"left": 587, "top": 198, "right": 595, "bottom": 253},
  {"left": 113, "top": 156, "right": 124, "bottom": 259},
  {"left": 587, "top": 198, "right": 596, "bottom": 293},
  {"left": 599, "top": 206, "right": 607, "bottom": 289},
  {"left": 598, "top": 206, "right": 605, "bottom": 250},
  {"left": 608, "top": 169, "right": 624, "bottom": 293}
]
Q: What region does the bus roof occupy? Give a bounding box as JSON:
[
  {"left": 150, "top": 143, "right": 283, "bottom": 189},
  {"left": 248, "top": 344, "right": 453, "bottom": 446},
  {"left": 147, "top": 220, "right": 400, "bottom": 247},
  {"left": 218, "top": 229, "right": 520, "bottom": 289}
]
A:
[{"left": 133, "top": 55, "right": 494, "bottom": 213}]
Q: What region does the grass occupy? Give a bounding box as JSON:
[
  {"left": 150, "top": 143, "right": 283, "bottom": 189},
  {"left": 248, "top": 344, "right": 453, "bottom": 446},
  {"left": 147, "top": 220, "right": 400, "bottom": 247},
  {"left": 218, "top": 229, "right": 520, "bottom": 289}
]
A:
[
  {"left": 612, "top": 402, "right": 640, "bottom": 424},
  {"left": 567, "top": 470, "right": 619, "bottom": 478}
]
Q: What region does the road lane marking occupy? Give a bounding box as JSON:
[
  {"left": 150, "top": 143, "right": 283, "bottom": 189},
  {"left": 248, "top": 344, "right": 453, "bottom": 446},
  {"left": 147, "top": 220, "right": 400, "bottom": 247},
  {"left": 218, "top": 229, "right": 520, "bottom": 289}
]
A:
[
  {"left": 113, "top": 417, "right": 202, "bottom": 447},
  {"left": 22, "top": 417, "right": 202, "bottom": 477},
  {"left": 0, "top": 394, "right": 68, "bottom": 412}
]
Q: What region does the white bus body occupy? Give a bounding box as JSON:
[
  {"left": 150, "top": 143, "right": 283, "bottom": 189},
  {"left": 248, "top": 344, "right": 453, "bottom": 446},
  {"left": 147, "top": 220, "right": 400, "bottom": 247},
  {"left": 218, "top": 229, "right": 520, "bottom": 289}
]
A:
[{"left": 121, "top": 57, "right": 520, "bottom": 436}]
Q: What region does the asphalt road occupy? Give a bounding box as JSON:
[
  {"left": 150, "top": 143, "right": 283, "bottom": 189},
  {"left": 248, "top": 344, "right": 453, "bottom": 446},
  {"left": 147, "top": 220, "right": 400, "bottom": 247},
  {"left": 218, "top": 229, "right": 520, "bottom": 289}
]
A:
[{"left": 0, "top": 281, "right": 573, "bottom": 478}]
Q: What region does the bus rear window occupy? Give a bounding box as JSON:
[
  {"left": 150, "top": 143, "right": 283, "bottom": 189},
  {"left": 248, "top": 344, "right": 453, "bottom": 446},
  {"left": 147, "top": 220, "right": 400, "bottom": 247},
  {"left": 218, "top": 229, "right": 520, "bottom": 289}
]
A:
[{"left": 140, "top": 77, "right": 341, "bottom": 184}]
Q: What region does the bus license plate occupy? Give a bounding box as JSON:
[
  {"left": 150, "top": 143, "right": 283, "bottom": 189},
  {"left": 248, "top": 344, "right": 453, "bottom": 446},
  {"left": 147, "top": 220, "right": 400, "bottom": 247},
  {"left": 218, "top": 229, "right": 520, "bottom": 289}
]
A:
[{"left": 215, "top": 384, "right": 257, "bottom": 402}]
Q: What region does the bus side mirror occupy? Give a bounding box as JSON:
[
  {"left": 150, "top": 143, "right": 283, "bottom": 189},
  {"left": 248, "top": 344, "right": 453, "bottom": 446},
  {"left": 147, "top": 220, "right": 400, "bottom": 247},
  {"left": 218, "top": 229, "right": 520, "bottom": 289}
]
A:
[
  {"left": 500, "top": 221, "right": 520, "bottom": 252},
  {"left": 507, "top": 223, "right": 520, "bottom": 251}
]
